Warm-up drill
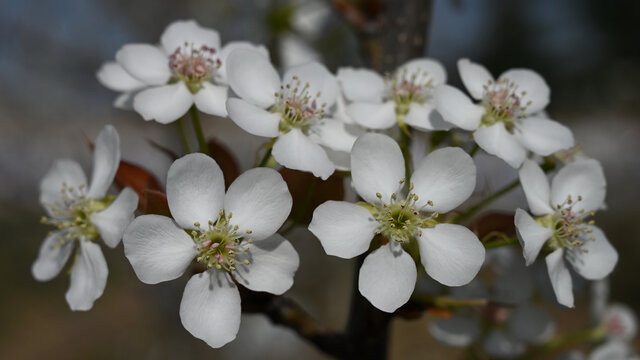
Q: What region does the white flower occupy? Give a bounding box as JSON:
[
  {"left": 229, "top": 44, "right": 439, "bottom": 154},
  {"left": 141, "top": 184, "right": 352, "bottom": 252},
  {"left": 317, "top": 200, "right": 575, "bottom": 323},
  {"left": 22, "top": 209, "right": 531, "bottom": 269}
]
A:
[
  {"left": 308, "top": 133, "right": 485, "bottom": 312},
  {"left": 123, "top": 153, "right": 299, "bottom": 348},
  {"left": 514, "top": 159, "right": 617, "bottom": 307},
  {"left": 225, "top": 49, "right": 345, "bottom": 179},
  {"left": 33, "top": 125, "right": 138, "bottom": 311},
  {"left": 337, "top": 58, "right": 451, "bottom": 132},
  {"left": 434, "top": 59, "right": 575, "bottom": 168},
  {"left": 97, "top": 19, "right": 267, "bottom": 123}
]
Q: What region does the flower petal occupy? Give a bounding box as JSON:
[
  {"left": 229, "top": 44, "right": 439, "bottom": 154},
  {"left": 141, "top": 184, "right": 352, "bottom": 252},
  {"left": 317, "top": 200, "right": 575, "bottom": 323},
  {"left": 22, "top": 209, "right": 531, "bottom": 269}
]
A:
[
  {"left": 194, "top": 82, "right": 228, "bottom": 117},
  {"left": 96, "top": 61, "right": 146, "bottom": 92},
  {"left": 224, "top": 167, "right": 292, "bottom": 241},
  {"left": 226, "top": 98, "right": 281, "bottom": 138},
  {"left": 336, "top": 67, "right": 386, "bottom": 103},
  {"left": 39, "top": 159, "right": 87, "bottom": 217},
  {"left": 160, "top": 20, "right": 220, "bottom": 55},
  {"left": 358, "top": 243, "right": 416, "bottom": 313},
  {"left": 517, "top": 117, "right": 574, "bottom": 156},
  {"left": 123, "top": 214, "right": 197, "bottom": 284},
  {"left": 350, "top": 133, "right": 405, "bottom": 203},
  {"left": 498, "top": 69, "right": 550, "bottom": 114},
  {"left": 32, "top": 230, "right": 75, "bottom": 281},
  {"left": 519, "top": 159, "right": 554, "bottom": 216},
  {"left": 227, "top": 48, "right": 280, "bottom": 108},
  {"left": 167, "top": 153, "right": 226, "bottom": 230},
  {"left": 550, "top": 159, "right": 606, "bottom": 214},
  {"left": 433, "top": 85, "right": 483, "bottom": 131},
  {"left": 283, "top": 61, "right": 338, "bottom": 108},
  {"left": 589, "top": 341, "right": 636, "bottom": 360},
  {"left": 91, "top": 187, "right": 138, "bottom": 248},
  {"left": 65, "top": 239, "right": 108, "bottom": 311},
  {"left": 233, "top": 234, "right": 299, "bottom": 295},
  {"left": 483, "top": 330, "right": 526, "bottom": 359},
  {"left": 411, "top": 147, "right": 476, "bottom": 213},
  {"left": 398, "top": 58, "right": 447, "bottom": 86},
  {"left": 403, "top": 103, "right": 452, "bottom": 131},
  {"left": 309, "top": 118, "right": 357, "bottom": 153},
  {"left": 115, "top": 44, "right": 171, "bottom": 85},
  {"left": 133, "top": 83, "right": 194, "bottom": 124},
  {"left": 508, "top": 304, "right": 555, "bottom": 344},
  {"left": 514, "top": 208, "right": 553, "bottom": 266},
  {"left": 309, "top": 201, "right": 378, "bottom": 258},
  {"left": 428, "top": 316, "right": 481, "bottom": 347},
  {"left": 474, "top": 123, "right": 527, "bottom": 168},
  {"left": 457, "top": 58, "right": 494, "bottom": 100},
  {"left": 272, "top": 128, "right": 334, "bottom": 180},
  {"left": 217, "top": 42, "right": 269, "bottom": 84},
  {"left": 418, "top": 224, "right": 485, "bottom": 286},
  {"left": 546, "top": 249, "right": 574, "bottom": 307},
  {"left": 87, "top": 125, "right": 120, "bottom": 199},
  {"left": 346, "top": 101, "right": 397, "bottom": 130},
  {"left": 180, "top": 270, "right": 241, "bottom": 348},
  {"left": 567, "top": 226, "right": 617, "bottom": 280}
]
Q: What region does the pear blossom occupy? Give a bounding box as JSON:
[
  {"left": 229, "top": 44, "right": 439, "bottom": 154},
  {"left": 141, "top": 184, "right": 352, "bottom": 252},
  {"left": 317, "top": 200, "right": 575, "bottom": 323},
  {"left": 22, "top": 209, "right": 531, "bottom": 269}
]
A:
[
  {"left": 514, "top": 159, "right": 617, "bottom": 307},
  {"left": 337, "top": 58, "right": 452, "bottom": 132},
  {"left": 434, "top": 59, "right": 575, "bottom": 168},
  {"left": 123, "top": 153, "right": 299, "bottom": 348},
  {"left": 308, "top": 133, "right": 485, "bottom": 312},
  {"left": 97, "top": 19, "right": 267, "bottom": 123},
  {"left": 225, "top": 48, "right": 352, "bottom": 179},
  {"left": 34, "top": 125, "right": 138, "bottom": 311}
]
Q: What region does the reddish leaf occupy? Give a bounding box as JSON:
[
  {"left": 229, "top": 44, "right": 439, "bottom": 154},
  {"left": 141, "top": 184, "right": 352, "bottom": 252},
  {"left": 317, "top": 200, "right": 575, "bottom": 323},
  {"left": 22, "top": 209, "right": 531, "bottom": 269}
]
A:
[
  {"left": 279, "top": 168, "right": 345, "bottom": 225},
  {"left": 471, "top": 212, "right": 515, "bottom": 239},
  {"left": 141, "top": 189, "right": 171, "bottom": 216},
  {"left": 208, "top": 139, "right": 240, "bottom": 189},
  {"left": 114, "top": 160, "right": 163, "bottom": 208}
]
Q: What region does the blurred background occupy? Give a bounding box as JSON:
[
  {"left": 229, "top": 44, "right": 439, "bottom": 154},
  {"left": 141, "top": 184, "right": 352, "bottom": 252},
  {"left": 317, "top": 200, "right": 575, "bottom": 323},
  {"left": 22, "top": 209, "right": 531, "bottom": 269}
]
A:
[{"left": 1, "top": 0, "right": 639, "bottom": 358}]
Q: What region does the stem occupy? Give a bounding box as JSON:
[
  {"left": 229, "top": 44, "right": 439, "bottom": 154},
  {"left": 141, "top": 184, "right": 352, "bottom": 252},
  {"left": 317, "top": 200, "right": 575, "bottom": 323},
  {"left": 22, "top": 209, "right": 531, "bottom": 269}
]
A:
[
  {"left": 189, "top": 106, "right": 209, "bottom": 155},
  {"left": 451, "top": 179, "right": 521, "bottom": 224},
  {"left": 176, "top": 117, "right": 192, "bottom": 153},
  {"left": 469, "top": 143, "right": 479, "bottom": 157},
  {"left": 483, "top": 237, "right": 519, "bottom": 249},
  {"left": 257, "top": 146, "right": 273, "bottom": 167},
  {"left": 398, "top": 119, "right": 412, "bottom": 183}
]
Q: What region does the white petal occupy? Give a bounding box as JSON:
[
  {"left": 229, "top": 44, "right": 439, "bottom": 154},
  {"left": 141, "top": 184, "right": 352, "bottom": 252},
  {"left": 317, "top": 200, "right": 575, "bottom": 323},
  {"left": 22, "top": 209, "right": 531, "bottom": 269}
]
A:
[
  {"left": 272, "top": 129, "right": 334, "bottom": 180},
  {"left": 32, "top": 230, "right": 75, "bottom": 281},
  {"left": 309, "top": 201, "right": 377, "bottom": 258},
  {"left": 283, "top": 61, "right": 338, "bottom": 107},
  {"left": 499, "top": 69, "right": 550, "bottom": 114},
  {"left": 336, "top": 67, "right": 386, "bottom": 103},
  {"left": 167, "top": 153, "right": 225, "bottom": 230},
  {"left": 180, "top": 270, "right": 241, "bottom": 348},
  {"left": 403, "top": 103, "right": 452, "bottom": 131},
  {"left": 433, "top": 85, "right": 483, "bottom": 131},
  {"left": 226, "top": 98, "right": 281, "bottom": 138},
  {"left": 113, "top": 91, "right": 137, "bottom": 110},
  {"left": 484, "top": 330, "right": 526, "bottom": 359},
  {"left": 123, "top": 214, "right": 197, "bottom": 284},
  {"left": 87, "top": 125, "right": 120, "bottom": 199},
  {"left": 550, "top": 159, "right": 606, "bottom": 213},
  {"left": 604, "top": 304, "right": 638, "bottom": 342},
  {"left": 411, "top": 147, "right": 476, "bottom": 213},
  {"left": 227, "top": 48, "right": 280, "bottom": 108},
  {"left": 194, "top": 82, "right": 228, "bottom": 117},
  {"left": 418, "top": 224, "right": 485, "bottom": 286},
  {"left": 116, "top": 44, "right": 171, "bottom": 85},
  {"left": 233, "top": 234, "right": 299, "bottom": 295},
  {"left": 514, "top": 208, "right": 553, "bottom": 266},
  {"left": 398, "top": 58, "right": 447, "bottom": 86},
  {"left": 217, "top": 41, "right": 269, "bottom": 84},
  {"left": 346, "top": 101, "right": 396, "bottom": 130},
  {"left": 310, "top": 118, "right": 357, "bottom": 152},
  {"left": 133, "top": 83, "right": 194, "bottom": 124},
  {"left": 323, "top": 147, "right": 351, "bottom": 171},
  {"left": 474, "top": 123, "right": 527, "bottom": 168},
  {"left": 428, "top": 316, "right": 481, "bottom": 347},
  {"left": 519, "top": 159, "right": 554, "bottom": 216},
  {"left": 96, "top": 61, "right": 145, "bottom": 92},
  {"left": 91, "top": 187, "right": 138, "bottom": 248},
  {"left": 509, "top": 304, "right": 555, "bottom": 344},
  {"left": 567, "top": 226, "right": 617, "bottom": 280},
  {"left": 39, "top": 159, "right": 87, "bottom": 217},
  {"left": 224, "top": 168, "right": 292, "bottom": 241},
  {"left": 517, "top": 117, "right": 574, "bottom": 156},
  {"left": 546, "top": 249, "right": 574, "bottom": 307},
  {"left": 161, "top": 20, "right": 221, "bottom": 55},
  {"left": 457, "top": 58, "right": 494, "bottom": 100},
  {"left": 589, "top": 341, "right": 635, "bottom": 360},
  {"left": 358, "top": 243, "right": 416, "bottom": 313},
  {"left": 65, "top": 240, "right": 108, "bottom": 311}
]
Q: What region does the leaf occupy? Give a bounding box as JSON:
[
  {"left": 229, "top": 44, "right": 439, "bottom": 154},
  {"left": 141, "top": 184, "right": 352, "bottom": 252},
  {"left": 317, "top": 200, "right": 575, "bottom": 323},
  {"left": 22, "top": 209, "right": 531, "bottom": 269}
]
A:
[
  {"left": 471, "top": 212, "right": 515, "bottom": 239},
  {"left": 208, "top": 139, "right": 240, "bottom": 189},
  {"left": 140, "top": 189, "right": 171, "bottom": 216},
  {"left": 279, "top": 168, "right": 345, "bottom": 225}
]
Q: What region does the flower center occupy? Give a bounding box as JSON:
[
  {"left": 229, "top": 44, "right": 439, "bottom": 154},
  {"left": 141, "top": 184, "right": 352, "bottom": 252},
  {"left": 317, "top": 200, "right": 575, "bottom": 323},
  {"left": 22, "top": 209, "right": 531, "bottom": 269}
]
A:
[
  {"left": 41, "top": 183, "right": 112, "bottom": 244},
  {"left": 390, "top": 68, "right": 434, "bottom": 116},
  {"left": 273, "top": 76, "right": 327, "bottom": 134},
  {"left": 536, "top": 195, "right": 595, "bottom": 251},
  {"left": 169, "top": 43, "right": 220, "bottom": 94},
  {"left": 190, "top": 211, "right": 253, "bottom": 272},
  {"left": 480, "top": 79, "right": 532, "bottom": 130}
]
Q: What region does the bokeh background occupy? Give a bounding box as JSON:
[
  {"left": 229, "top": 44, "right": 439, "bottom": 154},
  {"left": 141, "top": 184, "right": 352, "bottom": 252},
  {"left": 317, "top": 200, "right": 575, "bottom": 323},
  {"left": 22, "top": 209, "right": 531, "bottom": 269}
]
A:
[{"left": 1, "top": 0, "right": 639, "bottom": 358}]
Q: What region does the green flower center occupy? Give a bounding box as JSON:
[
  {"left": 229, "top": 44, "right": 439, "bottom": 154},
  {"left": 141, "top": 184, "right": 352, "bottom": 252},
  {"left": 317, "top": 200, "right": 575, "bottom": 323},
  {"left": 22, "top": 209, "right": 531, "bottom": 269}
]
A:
[
  {"left": 169, "top": 43, "right": 220, "bottom": 94},
  {"left": 273, "top": 76, "right": 327, "bottom": 134},
  {"left": 536, "top": 195, "right": 595, "bottom": 252},
  {"left": 390, "top": 68, "right": 434, "bottom": 117},
  {"left": 479, "top": 78, "right": 532, "bottom": 131}
]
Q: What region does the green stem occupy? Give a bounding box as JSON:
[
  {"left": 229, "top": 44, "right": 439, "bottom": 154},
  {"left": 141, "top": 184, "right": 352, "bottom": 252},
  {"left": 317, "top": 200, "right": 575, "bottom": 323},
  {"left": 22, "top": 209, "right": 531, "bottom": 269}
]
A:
[
  {"left": 189, "top": 106, "right": 209, "bottom": 155},
  {"left": 398, "top": 119, "right": 412, "bottom": 182},
  {"left": 451, "top": 179, "right": 521, "bottom": 224},
  {"left": 519, "top": 326, "right": 605, "bottom": 360},
  {"left": 176, "top": 117, "right": 192, "bottom": 153},
  {"left": 469, "top": 143, "right": 479, "bottom": 157},
  {"left": 484, "top": 237, "right": 519, "bottom": 249},
  {"left": 258, "top": 147, "right": 273, "bottom": 167}
]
